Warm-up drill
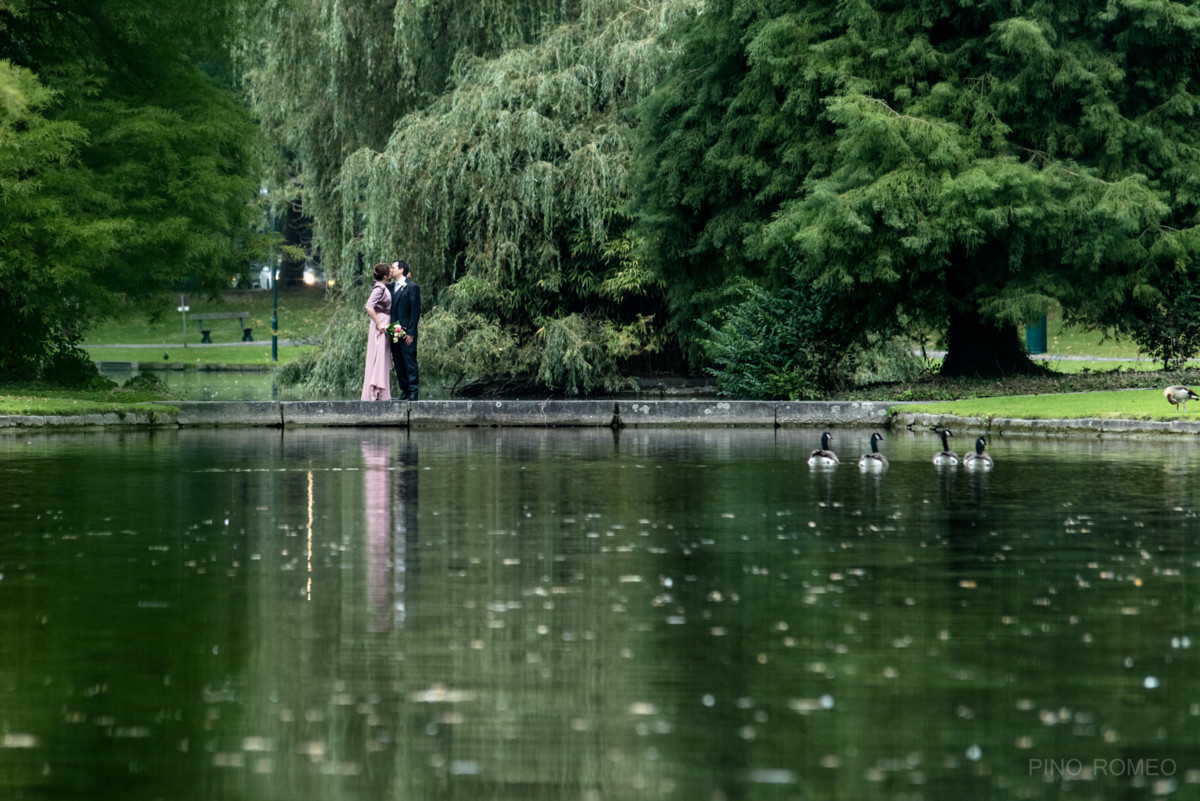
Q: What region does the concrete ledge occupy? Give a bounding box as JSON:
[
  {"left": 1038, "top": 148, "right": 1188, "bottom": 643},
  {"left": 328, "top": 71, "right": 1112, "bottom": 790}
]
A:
[
  {"left": 283, "top": 400, "right": 408, "bottom": 427},
  {"left": 894, "top": 411, "right": 1200, "bottom": 437},
  {"left": 617, "top": 400, "right": 776, "bottom": 427},
  {"left": 6, "top": 400, "right": 1199, "bottom": 436},
  {"left": 0, "top": 411, "right": 169, "bottom": 429},
  {"left": 410, "top": 400, "right": 616, "bottom": 427},
  {"left": 777, "top": 401, "right": 893, "bottom": 426},
  {"left": 170, "top": 401, "right": 283, "bottom": 427}
]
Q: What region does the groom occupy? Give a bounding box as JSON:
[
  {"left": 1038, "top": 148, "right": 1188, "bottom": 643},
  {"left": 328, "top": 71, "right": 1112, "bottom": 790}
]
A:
[{"left": 389, "top": 260, "right": 421, "bottom": 400}]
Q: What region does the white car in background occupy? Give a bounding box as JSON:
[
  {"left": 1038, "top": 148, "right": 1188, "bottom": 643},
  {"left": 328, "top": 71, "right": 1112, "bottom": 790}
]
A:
[{"left": 303, "top": 262, "right": 333, "bottom": 287}]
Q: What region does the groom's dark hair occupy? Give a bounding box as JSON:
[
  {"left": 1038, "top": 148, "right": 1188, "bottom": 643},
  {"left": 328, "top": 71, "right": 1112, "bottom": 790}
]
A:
[{"left": 394, "top": 260, "right": 410, "bottom": 277}]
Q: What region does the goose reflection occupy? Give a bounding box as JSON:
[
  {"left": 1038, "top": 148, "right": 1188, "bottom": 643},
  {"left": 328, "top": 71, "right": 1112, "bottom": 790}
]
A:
[
  {"left": 362, "top": 438, "right": 419, "bottom": 632},
  {"left": 808, "top": 459, "right": 837, "bottom": 507}
]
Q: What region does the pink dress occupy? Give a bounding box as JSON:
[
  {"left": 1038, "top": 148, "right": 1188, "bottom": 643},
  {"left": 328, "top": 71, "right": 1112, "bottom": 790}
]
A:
[{"left": 361, "top": 281, "right": 393, "bottom": 400}]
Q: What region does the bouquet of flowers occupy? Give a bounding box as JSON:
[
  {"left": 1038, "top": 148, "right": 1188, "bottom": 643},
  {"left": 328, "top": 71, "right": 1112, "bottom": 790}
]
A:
[{"left": 387, "top": 322, "right": 406, "bottom": 343}]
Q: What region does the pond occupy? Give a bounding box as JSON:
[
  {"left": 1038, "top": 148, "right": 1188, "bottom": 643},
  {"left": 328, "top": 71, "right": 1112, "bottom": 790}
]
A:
[{"left": 1, "top": 427, "right": 1197, "bottom": 800}]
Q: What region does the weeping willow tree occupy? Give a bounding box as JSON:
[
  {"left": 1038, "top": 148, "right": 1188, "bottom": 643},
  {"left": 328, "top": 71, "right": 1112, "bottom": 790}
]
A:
[{"left": 260, "top": 0, "right": 702, "bottom": 396}]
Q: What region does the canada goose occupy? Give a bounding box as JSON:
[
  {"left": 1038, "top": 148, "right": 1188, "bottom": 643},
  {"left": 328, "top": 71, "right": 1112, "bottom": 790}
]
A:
[
  {"left": 932, "top": 429, "right": 959, "bottom": 466},
  {"left": 1165, "top": 385, "right": 1200, "bottom": 413},
  {"left": 963, "top": 436, "right": 993, "bottom": 470},
  {"left": 808, "top": 431, "right": 839, "bottom": 467},
  {"left": 858, "top": 432, "right": 888, "bottom": 470}
]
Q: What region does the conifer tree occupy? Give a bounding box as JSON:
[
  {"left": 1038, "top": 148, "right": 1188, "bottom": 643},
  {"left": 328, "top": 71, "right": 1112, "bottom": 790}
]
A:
[{"left": 636, "top": 0, "right": 1200, "bottom": 377}]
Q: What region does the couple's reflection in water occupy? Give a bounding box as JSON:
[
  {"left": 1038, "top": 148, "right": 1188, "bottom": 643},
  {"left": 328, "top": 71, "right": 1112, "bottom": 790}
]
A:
[{"left": 362, "top": 436, "right": 418, "bottom": 632}]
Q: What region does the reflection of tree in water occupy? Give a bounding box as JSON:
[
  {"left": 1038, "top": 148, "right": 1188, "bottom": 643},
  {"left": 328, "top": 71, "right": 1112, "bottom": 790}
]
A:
[{"left": 393, "top": 437, "right": 420, "bottom": 629}]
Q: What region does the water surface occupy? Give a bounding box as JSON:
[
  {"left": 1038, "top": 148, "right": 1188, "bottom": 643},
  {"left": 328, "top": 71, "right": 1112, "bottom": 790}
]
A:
[{"left": 1, "top": 428, "right": 1198, "bottom": 800}]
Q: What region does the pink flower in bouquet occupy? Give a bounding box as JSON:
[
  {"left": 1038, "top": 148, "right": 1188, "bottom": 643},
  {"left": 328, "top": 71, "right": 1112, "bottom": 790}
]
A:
[{"left": 388, "top": 322, "right": 406, "bottom": 343}]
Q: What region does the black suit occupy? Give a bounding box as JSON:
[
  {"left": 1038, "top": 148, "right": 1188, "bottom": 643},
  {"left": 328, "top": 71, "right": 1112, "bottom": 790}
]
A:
[{"left": 389, "top": 280, "right": 421, "bottom": 399}]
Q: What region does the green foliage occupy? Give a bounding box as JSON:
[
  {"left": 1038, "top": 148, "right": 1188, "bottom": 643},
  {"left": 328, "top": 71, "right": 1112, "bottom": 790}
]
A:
[
  {"left": 121, "top": 372, "right": 169, "bottom": 394},
  {"left": 701, "top": 282, "right": 855, "bottom": 400},
  {"left": 535, "top": 314, "right": 645, "bottom": 395},
  {"left": 41, "top": 343, "right": 112, "bottom": 390},
  {"left": 1124, "top": 267, "right": 1200, "bottom": 370},
  {"left": 635, "top": 0, "right": 1200, "bottom": 378},
  {"left": 246, "top": 0, "right": 580, "bottom": 289},
  {"left": 264, "top": 1, "right": 701, "bottom": 394},
  {"left": 852, "top": 335, "right": 931, "bottom": 386},
  {"left": 0, "top": 57, "right": 23, "bottom": 114},
  {"left": 418, "top": 308, "right": 647, "bottom": 395},
  {"left": 274, "top": 303, "right": 365, "bottom": 395},
  {"left": 420, "top": 309, "right": 534, "bottom": 394},
  {"left": 0, "top": 376, "right": 178, "bottom": 415},
  {"left": 0, "top": 62, "right": 90, "bottom": 377},
  {"left": 0, "top": 0, "right": 262, "bottom": 378}
]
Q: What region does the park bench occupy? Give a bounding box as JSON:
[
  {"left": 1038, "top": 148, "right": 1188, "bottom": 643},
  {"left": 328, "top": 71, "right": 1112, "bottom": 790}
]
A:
[{"left": 189, "top": 312, "right": 254, "bottom": 343}]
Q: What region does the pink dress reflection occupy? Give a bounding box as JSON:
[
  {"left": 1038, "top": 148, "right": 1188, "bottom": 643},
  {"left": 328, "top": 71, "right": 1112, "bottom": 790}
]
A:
[{"left": 362, "top": 441, "right": 392, "bottom": 632}]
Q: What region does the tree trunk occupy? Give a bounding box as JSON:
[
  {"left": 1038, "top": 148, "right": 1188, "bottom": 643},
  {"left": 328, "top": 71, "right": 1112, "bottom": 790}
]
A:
[
  {"left": 939, "top": 308, "right": 1044, "bottom": 378},
  {"left": 280, "top": 194, "right": 311, "bottom": 287}
]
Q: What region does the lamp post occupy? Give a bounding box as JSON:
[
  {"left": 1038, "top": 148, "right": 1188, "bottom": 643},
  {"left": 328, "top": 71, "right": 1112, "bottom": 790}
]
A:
[
  {"left": 178, "top": 294, "right": 190, "bottom": 348},
  {"left": 271, "top": 267, "right": 279, "bottom": 362}
]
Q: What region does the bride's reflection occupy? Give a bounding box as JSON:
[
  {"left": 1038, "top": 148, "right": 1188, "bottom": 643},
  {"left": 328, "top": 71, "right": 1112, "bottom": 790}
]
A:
[{"left": 363, "top": 437, "right": 419, "bottom": 632}]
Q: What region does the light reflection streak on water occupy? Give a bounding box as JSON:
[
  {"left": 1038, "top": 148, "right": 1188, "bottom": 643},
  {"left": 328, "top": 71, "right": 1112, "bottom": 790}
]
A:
[{"left": 306, "top": 468, "right": 313, "bottom": 601}]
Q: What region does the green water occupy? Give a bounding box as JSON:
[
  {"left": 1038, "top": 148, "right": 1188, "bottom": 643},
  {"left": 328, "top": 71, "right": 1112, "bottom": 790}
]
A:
[{"left": 1, "top": 428, "right": 1198, "bottom": 800}]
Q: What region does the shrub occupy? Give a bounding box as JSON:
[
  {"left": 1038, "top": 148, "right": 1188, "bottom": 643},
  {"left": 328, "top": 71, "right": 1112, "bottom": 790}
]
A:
[
  {"left": 852, "top": 334, "right": 931, "bottom": 384},
  {"left": 536, "top": 314, "right": 645, "bottom": 395},
  {"left": 419, "top": 308, "right": 534, "bottom": 393},
  {"left": 41, "top": 338, "right": 113, "bottom": 390},
  {"left": 702, "top": 282, "right": 855, "bottom": 400},
  {"left": 1125, "top": 269, "right": 1200, "bottom": 370},
  {"left": 121, "top": 373, "right": 168, "bottom": 393}
]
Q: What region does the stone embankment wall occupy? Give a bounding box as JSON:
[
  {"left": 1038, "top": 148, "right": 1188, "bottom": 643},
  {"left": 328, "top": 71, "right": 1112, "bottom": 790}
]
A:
[
  {"left": 892, "top": 411, "right": 1200, "bottom": 437},
  {"left": 0, "top": 400, "right": 890, "bottom": 430},
  {"left": 6, "top": 401, "right": 1200, "bottom": 436}
]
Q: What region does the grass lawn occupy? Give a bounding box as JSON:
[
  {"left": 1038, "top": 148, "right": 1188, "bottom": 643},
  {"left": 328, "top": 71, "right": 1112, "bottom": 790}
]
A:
[
  {"left": 900, "top": 388, "right": 1190, "bottom": 421},
  {"left": 0, "top": 396, "right": 176, "bottom": 416},
  {"left": 0, "top": 380, "right": 178, "bottom": 417},
  {"left": 1038, "top": 359, "right": 1160, "bottom": 374},
  {"left": 915, "top": 303, "right": 1156, "bottom": 373},
  {"left": 1034, "top": 304, "right": 1143, "bottom": 360},
  {"left": 85, "top": 344, "right": 317, "bottom": 366},
  {"left": 84, "top": 286, "right": 336, "bottom": 348},
  {"left": 81, "top": 286, "right": 334, "bottom": 366},
  {"left": 0, "top": 288, "right": 336, "bottom": 416}
]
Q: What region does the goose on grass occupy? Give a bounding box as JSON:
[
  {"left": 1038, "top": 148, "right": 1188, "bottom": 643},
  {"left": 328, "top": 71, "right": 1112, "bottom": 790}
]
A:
[{"left": 1165, "top": 386, "right": 1200, "bottom": 414}]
